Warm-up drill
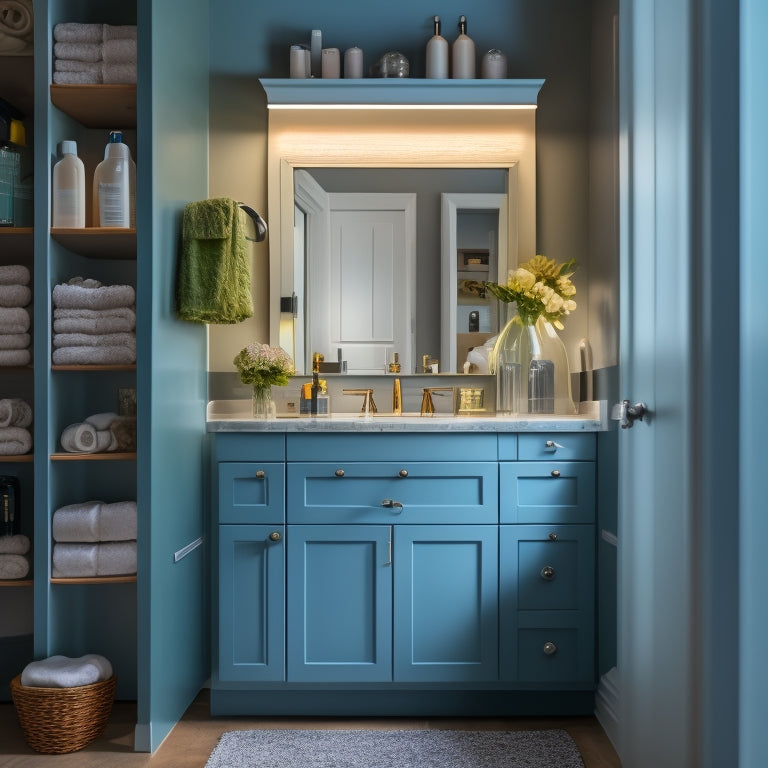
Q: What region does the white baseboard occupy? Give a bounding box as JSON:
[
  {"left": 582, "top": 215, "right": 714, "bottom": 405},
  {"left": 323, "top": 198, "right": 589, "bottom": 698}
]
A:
[{"left": 594, "top": 666, "right": 620, "bottom": 753}]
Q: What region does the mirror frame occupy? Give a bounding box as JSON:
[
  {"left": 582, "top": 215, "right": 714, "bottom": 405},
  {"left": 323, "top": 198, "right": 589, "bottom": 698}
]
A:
[{"left": 261, "top": 79, "right": 543, "bottom": 371}]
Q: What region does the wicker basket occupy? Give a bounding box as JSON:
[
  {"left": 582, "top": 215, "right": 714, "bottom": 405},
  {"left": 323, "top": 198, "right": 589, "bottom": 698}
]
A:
[{"left": 10, "top": 674, "right": 117, "bottom": 753}]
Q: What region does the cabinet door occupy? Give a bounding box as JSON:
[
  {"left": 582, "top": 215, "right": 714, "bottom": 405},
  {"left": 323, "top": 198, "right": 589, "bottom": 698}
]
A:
[
  {"left": 393, "top": 525, "right": 498, "bottom": 682},
  {"left": 219, "top": 462, "right": 285, "bottom": 524},
  {"left": 218, "top": 525, "right": 285, "bottom": 682},
  {"left": 287, "top": 524, "right": 392, "bottom": 682},
  {"left": 499, "top": 524, "right": 595, "bottom": 685}
]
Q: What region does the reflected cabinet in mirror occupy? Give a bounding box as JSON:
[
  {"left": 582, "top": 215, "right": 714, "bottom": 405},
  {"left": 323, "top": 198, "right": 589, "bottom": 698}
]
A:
[{"left": 261, "top": 79, "right": 543, "bottom": 375}]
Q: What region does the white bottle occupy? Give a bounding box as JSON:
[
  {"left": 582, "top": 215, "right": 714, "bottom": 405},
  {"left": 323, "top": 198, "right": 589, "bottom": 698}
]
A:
[
  {"left": 93, "top": 130, "right": 136, "bottom": 228},
  {"left": 52, "top": 140, "right": 85, "bottom": 228},
  {"left": 426, "top": 15, "right": 449, "bottom": 79},
  {"left": 452, "top": 14, "right": 476, "bottom": 79}
]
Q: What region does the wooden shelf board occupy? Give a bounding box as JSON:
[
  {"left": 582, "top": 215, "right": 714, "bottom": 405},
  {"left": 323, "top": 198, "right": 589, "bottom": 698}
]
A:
[
  {"left": 0, "top": 365, "right": 33, "bottom": 373},
  {"left": 50, "top": 452, "right": 137, "bottom": 461},
  {"left": 51, "top": 228, "right": 136, "bottom": 259},
  {"left": 52, "top": 364, "right": 136, "bottom": 372},
  {"left": 50, "top": 84, "right": 137, "bottom": 128},
  {"left": 51, "top": 575, "right": 136, "bottom": 585},
  {"left": 0, "top": 579, "right": 33, "bottom": 587},
  {"left": 0, "top": 454, "right": 33, "bottom": 463}
]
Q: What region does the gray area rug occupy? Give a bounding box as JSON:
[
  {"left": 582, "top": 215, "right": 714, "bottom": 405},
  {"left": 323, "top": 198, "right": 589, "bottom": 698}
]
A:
[{"left": 204, "top": 728, "right": 586, "bottom": 768}]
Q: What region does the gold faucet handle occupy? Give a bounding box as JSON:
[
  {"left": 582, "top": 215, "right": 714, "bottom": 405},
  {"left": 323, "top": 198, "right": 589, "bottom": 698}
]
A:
[
  {"left": 342, "top": 388, "right": 378, "bottom": 414},
  {"left": 420, "top": 387, "right": 455, "bottom": 416}
]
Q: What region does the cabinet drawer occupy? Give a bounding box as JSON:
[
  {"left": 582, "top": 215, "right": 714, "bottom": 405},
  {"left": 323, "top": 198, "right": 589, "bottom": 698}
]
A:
[
  {"left": 287, "top": 462, "right": 498, "bottom": 524},
  {"left": 517, "top": 433, "right": 596, "bottom": 461},
  {"left": 218, "top": 462, "right": 285, "bottom": 524},
  {"left": 499, "top": 462, "right": 595, "bottom": 524}
]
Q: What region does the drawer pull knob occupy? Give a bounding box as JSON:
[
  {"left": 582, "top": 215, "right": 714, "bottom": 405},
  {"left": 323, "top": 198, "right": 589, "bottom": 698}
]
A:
[
  {"left": 269, "top": 531, "right": 282, "bottom": 542},
  {"left": 335, "top": 469, "right": 345, "bottom": 478},
  {"left": 398, "top": 469, "right": 409, "bottom": 478},
  {"left": 540, "top": 565, "right": 556, "bottom": 581},
  {"left": 548, "top": 532, "right": 558, "bottom": 542},
  {"left": 381, "top": 499, "right": 404, "bottom": 511},
  {"left": 543, "top": 641, "right": 558, "bottom": 656},
  {"left": 255, "top": 470, "right": 265, "bottom": 479},
  {"left": 551, "top": 469, "right": 561, "bottom": 478},
  {"left": 545, "top": 440, "right": 564, "bottom": 450}
]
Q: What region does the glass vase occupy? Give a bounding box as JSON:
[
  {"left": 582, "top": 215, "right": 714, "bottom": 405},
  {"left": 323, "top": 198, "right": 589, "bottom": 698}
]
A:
[
  {"left": 252, "top": 385, "right": 276, "bottom": 419},
  {"left": 490, "top": 314, "right": 576, "bottom": 415}
]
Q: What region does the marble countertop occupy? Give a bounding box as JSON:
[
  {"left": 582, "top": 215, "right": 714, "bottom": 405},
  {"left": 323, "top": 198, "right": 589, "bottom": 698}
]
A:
[{"left": 207, "top": 400, "right": 609, "bottom": 433}]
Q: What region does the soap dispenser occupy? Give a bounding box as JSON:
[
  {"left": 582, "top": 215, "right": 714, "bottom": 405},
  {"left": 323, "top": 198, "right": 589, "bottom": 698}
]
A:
[
  {"left": 426, "top": 15, "right": 449, "bottom": 79},
  {"left": 452, "top": 14, "right": 476, "bottom": 79},
  {"left": 93, "top": 130, "right": 136, "bottom": 228}
]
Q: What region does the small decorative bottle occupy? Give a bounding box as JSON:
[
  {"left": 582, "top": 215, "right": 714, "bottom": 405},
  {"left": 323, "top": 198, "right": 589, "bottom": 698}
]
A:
[
  {"left": 452, "top": 14, "right": 476, "bottom": 79},
  {"left": 426, "top": 16, "right": 449, "bottom": 79}
]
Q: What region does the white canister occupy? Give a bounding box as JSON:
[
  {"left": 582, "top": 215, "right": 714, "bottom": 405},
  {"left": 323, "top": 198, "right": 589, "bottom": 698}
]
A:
[
  {"left": 344, "top": 46, "right": 363, "bottom": 78},
  {"left": 290, "top": 45, "right": 309, "bottom": 78},
  {"left": 481, "top": 49, "right": 507, "bottom": 79},
  {"left": 321, "top": 47, "right": 341, "bottom": 78}
]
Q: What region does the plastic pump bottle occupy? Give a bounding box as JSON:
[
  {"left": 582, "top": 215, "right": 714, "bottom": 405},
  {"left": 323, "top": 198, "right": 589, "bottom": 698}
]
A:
[
  {"left": 452, "top": 14, "right": 476, "bottom": 79},
  {"left": 93, "top": 130, "right": 136, "bottom": 228},
  {"left": 52, "top": 140, "right": 85, "bottom": 228},
  {"left": 426, "top": 15, "right": 449, "bottom": 79}
]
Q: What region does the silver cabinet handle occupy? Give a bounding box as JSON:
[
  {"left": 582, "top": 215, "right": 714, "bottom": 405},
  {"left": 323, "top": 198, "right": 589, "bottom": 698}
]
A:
[
  {"left": 381, "top": 499, "right": 403, "bottom": 511},
  {"left": 543, "top": 641, "right": 558, "bottom": 656},
  {"left": 548, "top": 532, "right": 558, "bottom": 541},
  {"left": 540, "top": 565, "right": 555, "bottom": 581},
  {"left": 255, "top": 470, "right": 265, "bottom": 479},
  {"left": 551, "top": 469, "right": 561, "bottom": 478},
  {"left": 545, "top": 440, "right": 564, "bottom": 450},
  {"left": 398, "top": 469, "right": 408, "bottom": 478},
  {"left": 335, "top": 468, "right": 345, "bottom": 477},
  {"left": 269, "top": 531, "right": 282, "bottom": 542}
]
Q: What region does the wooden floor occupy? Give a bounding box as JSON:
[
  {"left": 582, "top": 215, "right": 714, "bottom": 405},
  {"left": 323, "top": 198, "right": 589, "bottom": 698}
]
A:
[{"left": 0, "top": 689, "right": 621, "bottom": 767}]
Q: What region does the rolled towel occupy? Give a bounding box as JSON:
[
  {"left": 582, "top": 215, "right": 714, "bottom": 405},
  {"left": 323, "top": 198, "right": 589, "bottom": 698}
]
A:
[
  {"left": 0, "top": 553, "right": 29, "bottom": 580},
  {"left": 0, "top": 426, "right": 32, "bottom": 454},
  {"left": 52, "top": 41, "right": 102, "bottom": 63},
  {"left": 52, "top": 501, "right": 101, "bottom": 542},
  {"left": 0, "top": 533, "right": 30, "bottom": 554},
  {"left": 102, "top": 63, "right": 137, "bottom": 85},
  {"left": 0, "top": 285, "right": 31, "bottom": 308},
  {"left": 53, "top": 332, "right": 136, "bottom": 349},
  {"left": 100, "top": 501, "right": 138, "bottom": 541},
  {"left": 60, "top": 422, "right": 98, "bottom": 453},
  {"left": 84, "top": 412, "right": 118, "bottom": 430},
  {"left": 0, "top": 349, "right": 30, "bottom": 367},
  {"left": 53, "top": 22, "right": 104, "bottom": 43},
  {"left": 52, "top": 343, "right": 136, "bottom": 366},
  {"left": 20, "top": 654, "right": 113, "bottom": 688},
  {"left": 95, "top": 430, "right": 116, "bottom": 452},
  {"left": 102, "top": 37, "right": 136, "bottom": 64},
  {"left": 0, "top": 333, "right": 31, "bottom": 350},
  {"left": 53, "top": 70, "right": 101, "bottom": 85},
  {"left": 103, "top": 24, "right": 136, "bottom": 41},
  {"left": 53, "top": 314, "right": 135, "bottom": 335},
  {"left": 0, "top": 265, "right": 30, "bottom": 286},
  {"left": 52, "top": 282, "right": 135, "bottom": 311},
  {"left": 0, "top": 398, "right": 32, "bottom": 428},
  {"left": 0, "top": 307, "right": 30, "bottom": 334},
  {"left": 67, "top": 276, "right": 103, "bottom": 289}
]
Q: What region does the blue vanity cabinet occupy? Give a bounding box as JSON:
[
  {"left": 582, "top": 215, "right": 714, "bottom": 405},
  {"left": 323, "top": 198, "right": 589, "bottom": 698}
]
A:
[{"left": 498, "top": 433, "right": 597, "bottom": 687}]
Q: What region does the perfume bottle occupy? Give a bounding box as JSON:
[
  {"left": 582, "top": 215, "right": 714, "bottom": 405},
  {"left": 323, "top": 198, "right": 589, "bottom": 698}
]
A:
[
  {"left": 426, "top": 15, "right": 449, "bottom": 79},
  {"left": 452, "top": 15, "right": 476, "bottom": 79}
]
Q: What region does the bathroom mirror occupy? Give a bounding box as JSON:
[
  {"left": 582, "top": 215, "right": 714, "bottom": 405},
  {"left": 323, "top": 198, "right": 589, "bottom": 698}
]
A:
[{"left": 263, "top": 83, "right": 541, "bottom": 375}]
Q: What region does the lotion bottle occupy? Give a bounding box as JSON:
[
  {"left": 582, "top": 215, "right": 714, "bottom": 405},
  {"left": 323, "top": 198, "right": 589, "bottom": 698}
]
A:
[
  {"left": 426, "top": 15, "right": 449, "bottom": 79},
  {"left": 452, "top": 14, "right": 476, "bottom": 79},
  {"left": 52, "top": 140, "right": 85, "bottom": 228},
  {"left": 93, "top": 130, "right": 136, "bottom": 228}
]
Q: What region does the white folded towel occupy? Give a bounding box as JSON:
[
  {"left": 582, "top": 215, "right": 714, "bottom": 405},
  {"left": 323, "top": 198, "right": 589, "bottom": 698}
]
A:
[
  {"left": 52, "top": 343, "right": 136, "bottom": 366},
  {"left": 53, "top": 70, "right": 101, "bottom": 86},
  {"left": 103, "top": 62, "right": 137, "bottom": 84},
  {"left": 60, "top": 422, "right": 98, "bottom": 453},
  {"left": 52, "top": 541, "right": 137, "bottom": 578},
  {"left": 0, "top": 265, "right": 30, "bottom": 286},
  {"left": 0, "top": 554, "right": 29, "bottom": 581},
  {"left": 0, "top": 307, "right": 30, "bottom": 335},
  {"left": 0, "top": 349, "right": 31, "bottom": 367},
  {"left": 103, "top": 24, "right": 137, "bottom": 41},
  {"left": 53, "top": 331, "right": 136, "bottom": 349},
  {"left": 53, "top": 22, "right": 104, "bottom": 43},
  {"left": 53, "top": 41, "right": 102, "bottom": 63},
  {"left": 0, "top": 285, "right": 31, "bottom": 308},
  {"left": 0, "top": 333, "right": 31, "bottom": 350},
  {"left": 53, "top": 311, "right": 135, "bottom": 335},
  {"left": 54, "top": 305, "right": 136, "bottom": 322},
  {"left": 0, "top": 553, "right": 29, "bottom": 580},
  {"left": 0, "top": 426, "right": 32, "bottom": 454},
  {"left": 55, "top": 59, "right": 101, "bottom": 74},
  {"left": 53, "top": 500, "right": 137, "bottom": 542},
  {"left": 20, "top": 654, "right": 113, "bottom": 688},
  {"left": 102, "top": 37, "right": 136, "bottom": 64},
  {"left": 0, "top": 398, "right": 32, "bottom": 428},
  {"left": 52, "top": 282, "right": 135, "bottom": 311},
  {"left": 0, "top": 533, "right": 30, "bottom": 555}
]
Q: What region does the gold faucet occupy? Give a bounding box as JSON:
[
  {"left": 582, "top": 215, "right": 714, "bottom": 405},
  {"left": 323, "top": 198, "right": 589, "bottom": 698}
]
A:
[
  {"left": 392, "top": 377, "right": 402, "bottom": 416},
  {"left": 420, "top": 387, "right": 454, "bottom": 416},
  {"left": 343, "top": 388, "right": 377, "bottom": 416}
]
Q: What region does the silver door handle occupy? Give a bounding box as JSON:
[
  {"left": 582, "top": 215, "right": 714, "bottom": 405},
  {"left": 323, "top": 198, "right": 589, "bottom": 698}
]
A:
[{"left": 611, "top": 399, "right": 648, "bottom": 429}]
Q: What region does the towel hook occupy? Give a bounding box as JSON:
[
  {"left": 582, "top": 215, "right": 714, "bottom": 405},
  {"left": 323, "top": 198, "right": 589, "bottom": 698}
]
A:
[{"left": 238, "top": 203, "right": 268, "bottom": 242}]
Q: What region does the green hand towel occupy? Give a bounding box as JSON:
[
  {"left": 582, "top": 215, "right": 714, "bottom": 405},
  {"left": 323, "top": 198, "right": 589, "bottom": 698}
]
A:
[{"left": 176, "top": 197, "right": 254, "bottom": 324}]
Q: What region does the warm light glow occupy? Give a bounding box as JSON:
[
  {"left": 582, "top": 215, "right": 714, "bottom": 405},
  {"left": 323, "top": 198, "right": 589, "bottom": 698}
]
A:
[{"left": 267, "top": 103, "right": 537, "bottom": 111}]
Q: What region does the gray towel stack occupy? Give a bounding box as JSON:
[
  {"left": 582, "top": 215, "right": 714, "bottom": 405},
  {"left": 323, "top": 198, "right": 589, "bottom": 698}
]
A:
[
  {"left": 53, "top": 23, "right": 137, "bottom": 85},
  {"left": 0, "top": 265, "right": 32, "bottom": 367},
  {"left": 52, "top": 277, "right": 136, "bottom": 365}
]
